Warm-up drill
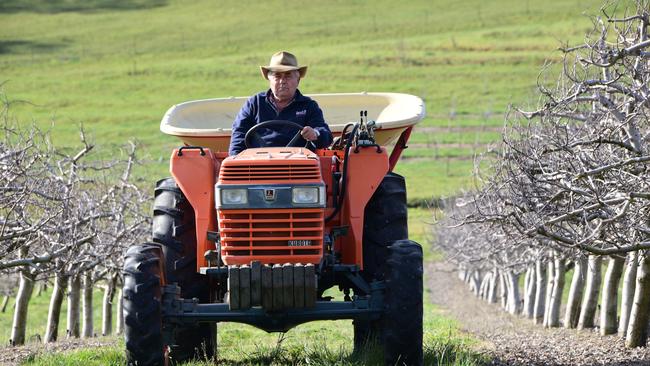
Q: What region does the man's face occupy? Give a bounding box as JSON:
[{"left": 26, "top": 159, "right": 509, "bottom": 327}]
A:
[{"left": 268, "top": 70, "right": 300, "bottom": 102}]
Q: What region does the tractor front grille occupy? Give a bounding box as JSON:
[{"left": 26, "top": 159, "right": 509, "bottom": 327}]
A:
[
  {"left": 219, "top": 164, "right": 321, "bottom": 182},
  {"left": 218, "top": 208, "right": 324, "bottom": 265}
]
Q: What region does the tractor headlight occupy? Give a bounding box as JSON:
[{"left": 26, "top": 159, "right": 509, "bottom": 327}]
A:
[
  {"left": 292, "top": 186, "right": 325, "bottom": 205},
  {"left": 219, "top": 188, "right": 248, "bottom": 205}
]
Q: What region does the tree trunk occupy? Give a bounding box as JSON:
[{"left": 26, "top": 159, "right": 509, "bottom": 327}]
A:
[
  {"left": 533, "top": 258, "right": 546, "bottom": 325},
  {"left": 506, "top": 271, "right": 520, "bottom": 315},
  {"left": 470, "top": 270, "right": 481, "bottom": 296},
  {"left": 499, "top": 270, "right": 507, "bottom": 310},
  {"left": 543, "top": 259, "right": 555, "bottom": 327},
  {"left": 578, "top": 255, "right": 602, "bottom": 330},
  {"left": 10, "top": 257, "right": 35, "bottom": 346},
  {"left": 487, "top": 268, "right": 498, "bottom": 304},
  {"left": 36, "top": 281, "right": 47, "bottom": 297},
  {"left": 102, "top": 275, "right": 117, "bottom": 336},
  {"left": 619, "top": 251, "right": 639, "bottom": 337},
  {"left": 478, "top": 274, "right": 486, "bottom": 300},
  {"left": 625, "top": 251, "right": 650, "bottom": 348},
  {"left": 547, "top": 254, "right": 566, "bottom": 328},
  {"left": 599, "top": 255, "right": 625, "bottom": 335},
  {"left": 116, "top": 288, "right": 124, "bottom": 335},
  {"left": 523, "top": 265, "right": 536, "bottom": 318},
  {"left": 82, "top": 271, "right": 94, "bottom": 338},
  {"left": 67, "top": 275, "right": 81, "bottom": 338},
  {"left": 1, "top": 295, "right": 9, "bottom": 313},
  {"left": 564, "top": 256, "right": 587, "bottom": 329},
  {"left": 44, "top": 272, "right": 68, "bottom": 343},
  {"left": 458, "top": 264, "right": 467, "bottom": 282}
]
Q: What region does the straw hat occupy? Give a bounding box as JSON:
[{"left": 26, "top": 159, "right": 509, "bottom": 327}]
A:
[{"left": 260, "top": 51, "right": 308, "bottom": 80}]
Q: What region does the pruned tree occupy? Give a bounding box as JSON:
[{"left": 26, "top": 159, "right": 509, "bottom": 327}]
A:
[
  {"left": 435, "top": 0, "right": 650, "bottom": 348},
  {"left": 0, "top": 91, "right": 150, "bottom": 344}
]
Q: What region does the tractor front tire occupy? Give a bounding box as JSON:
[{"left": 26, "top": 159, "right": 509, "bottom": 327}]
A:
[
  {"left": 152, "top": 178, "right": 215, "bottom": 361},
  {"left": 123, "top": 244, "right": 165, "bottom": 366},
  {"left": 383, "top": 239, "right": 423, "bottom": 366}
]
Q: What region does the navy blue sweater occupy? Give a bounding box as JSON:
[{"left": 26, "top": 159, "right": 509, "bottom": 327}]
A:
[{"left": 229, "top": 89, "right": 333, "bottom": 155}]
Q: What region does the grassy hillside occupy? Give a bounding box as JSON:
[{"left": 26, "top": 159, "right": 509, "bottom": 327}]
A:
[{"left": 1, "top": 0, "right": 601, "bottom": 193}]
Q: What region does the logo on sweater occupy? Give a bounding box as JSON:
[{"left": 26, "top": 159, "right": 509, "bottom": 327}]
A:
[{"left": 296, "top": 110, "right": 307, "bottom": 117}]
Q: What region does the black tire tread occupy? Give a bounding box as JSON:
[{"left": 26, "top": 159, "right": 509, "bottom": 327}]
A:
[
  {"left": 354, "top": 173, "right": 408, "bottom": 354},
  {"left": 123, "top": 244, "right": 164, "bottom": 366},
  {"left": 383, "top": 240, "right": 423, "bottom": 366},
  {"left": 151, "top": 178, "right": 215, "bottom": 362},
  {"left": 354, "top": 173, "right": 423, "bottom": 365}
]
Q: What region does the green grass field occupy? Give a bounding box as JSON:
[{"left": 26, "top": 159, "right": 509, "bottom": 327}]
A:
[
  {"left": 1, "top": 0, "right": 606, "bottom": 364},
  {"left": 0, "top": 286, "right": 116, "bottom": 345},
  {"left": 1, "top": 0, "right": 601, "bottom": 183}
]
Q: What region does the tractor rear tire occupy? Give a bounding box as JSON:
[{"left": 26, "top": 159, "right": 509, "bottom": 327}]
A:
[
  {"left": 354, "top": 173, "right": 414, "bottom": 363},
  {"left": 152, "top": 178, "right": 215, "bottom": 361},
  {"left": 383, "top": 239, "right": 423, "bottom": 366},
  {"left": 123, "top": 244, "right": 165, "bottom": 366},
  {"left": 360, "top": 172, "right": 408, "bottom": 282}
]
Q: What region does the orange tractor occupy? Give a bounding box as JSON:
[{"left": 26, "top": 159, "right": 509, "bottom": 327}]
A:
[{"left": 123, "top": 93, "right": 425, "bottom": 365}]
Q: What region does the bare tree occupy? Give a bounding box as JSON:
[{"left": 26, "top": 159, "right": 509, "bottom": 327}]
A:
[
  {"left": 435, "top": 0, "right": 650, "bottom": 348},
  {"left": 1, "top": 92, "right": 150, "bottom": 344}
]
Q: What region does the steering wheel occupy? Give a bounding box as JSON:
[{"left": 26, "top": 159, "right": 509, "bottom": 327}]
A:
[{"left": 244, "top": 120, "right": 306, "bottom": 149}]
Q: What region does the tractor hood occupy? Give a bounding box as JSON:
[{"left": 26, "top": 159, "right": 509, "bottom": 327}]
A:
[
  {"left": 228, "top": 147, "right": 319, "bottom": 162},
  {"left": 218, "top": 147, "right": 323, "bottom": 185}
]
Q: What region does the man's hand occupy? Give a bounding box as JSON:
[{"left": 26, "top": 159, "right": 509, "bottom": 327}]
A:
[{"left": 301, "top": 126, "right": 318, "bottom": 141}]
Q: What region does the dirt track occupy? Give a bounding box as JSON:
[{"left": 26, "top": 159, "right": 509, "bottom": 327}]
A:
[{"left": 427, "top": 261, "right": 650, "bottom": 366}]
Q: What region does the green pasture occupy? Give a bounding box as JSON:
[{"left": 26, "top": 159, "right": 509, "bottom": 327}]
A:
[
  {"left": 23, "top": 302, "right": 482, "bottom": 366},
  {"left": 1, "top": 0, "right": 600, "bottom": 169},
  {"left": 0, "top": 285, "right": 119, "bottom": 345}
]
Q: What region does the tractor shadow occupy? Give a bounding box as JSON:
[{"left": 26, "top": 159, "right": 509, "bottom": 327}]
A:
[
  {"left": 212, "top": 342, "right": 478, "bottom": 365},
  {"left": 0, "top": 0, "right": 168, "bottom": 14}
]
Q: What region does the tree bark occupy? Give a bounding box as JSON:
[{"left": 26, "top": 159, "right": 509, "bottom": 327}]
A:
[
  {"left": 67, "top": 275, "right": 81, "bottom": 338},
  {"left": 505, "top": 271, "right": 520, "bottom": 315},
  {"left": 82, "top": 271, "right": 94, "bottom": 338},
  {"left": 44, "top": 272, "right": 68, "bottom": 343},
  {"left": 564, "top": 256, "right": 587, "bottom": 329},
  {"left": 470, "top": 269, "right": 481, "bottom": 296},
  {"left": 116, "top": 288, "right": 124, "bottom": 335},
  {"left": 479, "top": 272, "right": 490, "bottom": 300},
  {"left": 543, "top": 259, "right": 555, "bottom": 327},
  {"left": 10, "top": 255, "right": 34, "bottom": 346},
  {"left": 578, "top": 255, "right": 602, "bottom": 330},
  {"left": 547, "top": 254, "right": 565, "bottom": 328},
  {"left": 487, "top": 268, "right": 498, "bottom": 304},
  {"left": 458, "top": 264, "right": 467, "bottom": 282},
  {"left": 523, "top": 265, "right": 536, "bottom": 318},
  {"left": 102, "top": 275, "right": 117, "bottom": 336},
  {"left": 533, "top": 258, "right": 546, "bottom": 325},
  {"left": 599, "top": 255, "right": 625, "bottom": 335},
  {"left": 499, "top": 270, "right": 507, "bottom": 310},
  {"left": 625, "top": 251, "right": 650, "bottom": 348},
  {"left": 619, "top": 251, "right": 639, "bottom": 337}
]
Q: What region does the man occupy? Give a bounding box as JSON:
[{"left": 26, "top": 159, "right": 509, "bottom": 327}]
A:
[{"left": 228, "top": 51, "right": 333, "bottom": 156}]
